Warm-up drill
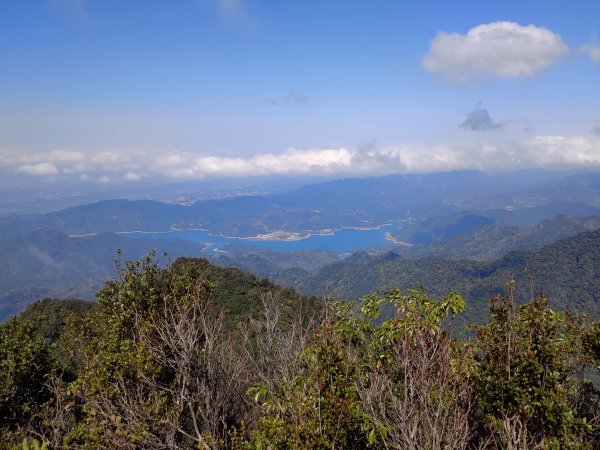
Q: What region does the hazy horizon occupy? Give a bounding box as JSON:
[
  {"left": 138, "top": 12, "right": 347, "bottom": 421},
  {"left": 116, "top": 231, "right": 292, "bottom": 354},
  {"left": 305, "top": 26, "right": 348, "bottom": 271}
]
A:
[{"left": 1, "top": 0, "right": 599, "bottom": 192}]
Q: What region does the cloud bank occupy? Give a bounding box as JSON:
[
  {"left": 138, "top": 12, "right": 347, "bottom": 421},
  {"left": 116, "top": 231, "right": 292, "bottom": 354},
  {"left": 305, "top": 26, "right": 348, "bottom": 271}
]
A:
[
  {"left": 423, "top": 22, "right": 569, "bottom": 84},
  {"left": 17, "top": 162, "right": 60, "bottom": 176},
  {"left": 1, "top": 132, "right": 599, "bottom": 183}
]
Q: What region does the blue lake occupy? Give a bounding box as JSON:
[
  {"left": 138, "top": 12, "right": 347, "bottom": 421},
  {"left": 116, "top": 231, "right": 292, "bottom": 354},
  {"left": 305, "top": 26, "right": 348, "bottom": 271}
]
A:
[{"left": 121, "top": 223, "right": 401, "bottom": 254}]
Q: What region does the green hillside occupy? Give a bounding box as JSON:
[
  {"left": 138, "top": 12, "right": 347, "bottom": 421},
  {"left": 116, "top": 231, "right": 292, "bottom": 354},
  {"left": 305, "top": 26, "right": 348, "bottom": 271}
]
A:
[
  {"left": 1, "top": 258, "right": 598, "bottom": 448},
  {"left": 0, "top": 230, "right": 208, "bottom": 320},
  {"left": 297, "top": 228, "right": 600, "bottom": 325},
  {"left": 4, "top": 216, "right": 600, "bottom": 326},
  {"left": 389, "top": 213, "right": 600, "bottom": 259}
]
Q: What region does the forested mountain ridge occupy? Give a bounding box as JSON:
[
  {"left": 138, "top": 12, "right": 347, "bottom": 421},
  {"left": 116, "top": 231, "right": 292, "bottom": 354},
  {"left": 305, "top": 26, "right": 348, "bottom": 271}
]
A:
[
  {"left": 294, "top": 228, "right": 600, "bottom": 325},
  {"left": 389, "top": 209, "right": 600, "bottom": 248},
  {"left": 390, "top": 214, "right": 600, "bottom": 261},
  {"left": 1, "top": 257, "right": 599, "bottom": 448},
  {"left": 0, "top": 229, "right": 206, "bottom": 320},
  {"left": 2, "top": 215, "right": 600, "bottom": 323},
  {"left": 217, "top": 214, "right": 600, "bottom": 283}
]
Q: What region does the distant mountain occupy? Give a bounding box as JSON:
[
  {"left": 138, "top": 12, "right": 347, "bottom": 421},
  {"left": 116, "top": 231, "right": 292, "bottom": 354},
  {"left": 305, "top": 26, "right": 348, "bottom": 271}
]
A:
[
  {"left": 0, "top": 230, "right": 204, "bottom": 320},
  {"left": 3, "top": 213, "right": 600, "bottom": 322},
  {"left": 390, "top": 214, "right": 600, "bottom": 261},
  {"left": 2, "top": 170, "right": 600, "bottom": 322},
  {"left": 1, "top": 170, "right": 599, "bottom": 238},
  {"left": 0, "top": 228, "right": 340, "bottom": 321},
  {"left": 293, "top": 228, "right": 600, "bottom": 325}
]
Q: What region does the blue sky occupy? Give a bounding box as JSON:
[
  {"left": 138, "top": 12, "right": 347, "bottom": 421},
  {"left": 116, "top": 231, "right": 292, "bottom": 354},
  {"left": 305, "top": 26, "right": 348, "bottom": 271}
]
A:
[{"left": 0, "top": 0, "right": 599, "bottom": 186}]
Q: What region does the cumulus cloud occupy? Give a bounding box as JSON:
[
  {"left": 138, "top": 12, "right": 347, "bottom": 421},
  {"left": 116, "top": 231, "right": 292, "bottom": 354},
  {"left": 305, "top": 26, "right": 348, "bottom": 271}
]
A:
[
  {"left": 351, "top": 144, "right": 471, "bottom": 173},
  {"left": 162, "top": 148, "right": 354, "bottom": 179},
  {"left": 44, "top": 150, "right": 85, "bottom": 164},
  {"left": 460, "top": 106, "right": 501, "bottom": 131},
  {"left": 17, "top": 162, "right": 60, "bottom": 176},
  {"left": 124, "top": 171, "right": 141, "bottom": 182},
  {"left": 519, "top": 135, "right": 600, "bottom": 167},
  {"left": 423, "top": 21, "right": 569, "bottom": 84},
  {"left": 2, "top": 132, "right": 600, "bottom": 182},
  {"left": 155, "top": 153, "right": 187, "bottom": 168},
  {"left": 0, "top": 147, "right": 141, "bottom": 179},
  {"left": 355, "top": 135, "right": 600, "bottom": 172},
  {"left": 90, "top": 151, "right": 141, "bottom": 171},
  {"left": 268, "top": 90, "right": 311, "bottom": 106},
  {"left": 160, "top": 135, "right": 600, "bottom": 176}
]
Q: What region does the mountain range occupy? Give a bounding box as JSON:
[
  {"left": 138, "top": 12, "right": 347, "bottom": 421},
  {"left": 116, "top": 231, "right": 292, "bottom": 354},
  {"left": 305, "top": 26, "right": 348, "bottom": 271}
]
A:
[
  {"left": 2, "top": 170, "right": 600, "bottom": 323},
  {"left": 2, "top": 170, "right": 599, "bottom": 238}
]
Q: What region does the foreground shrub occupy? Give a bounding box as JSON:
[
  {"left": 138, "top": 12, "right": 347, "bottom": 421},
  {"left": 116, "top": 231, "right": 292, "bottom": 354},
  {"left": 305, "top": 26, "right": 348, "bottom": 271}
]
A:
[
  {"left": 475, "top": 289, "right": 599, "bottom": 448},
  {"left": 1, "top": 255, "right": 599, "bottom": 449}
]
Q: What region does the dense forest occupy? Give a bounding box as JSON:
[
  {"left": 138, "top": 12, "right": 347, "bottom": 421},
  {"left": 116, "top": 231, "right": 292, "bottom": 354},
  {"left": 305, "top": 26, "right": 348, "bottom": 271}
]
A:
[
  {"left": 3, "top": 214, "right": 600, "bottom": 323},
  {"left": 1, "top": 255, "right": 600, "bottom": 448},
  {"left": 293, "top": 228, "right": 600, "bottom": 327}
]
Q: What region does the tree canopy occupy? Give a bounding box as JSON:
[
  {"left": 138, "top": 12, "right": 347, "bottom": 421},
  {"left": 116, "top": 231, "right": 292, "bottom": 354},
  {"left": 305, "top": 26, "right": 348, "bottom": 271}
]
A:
[{"left": 1, "top": 255, "right": 599, "bottom": 448}]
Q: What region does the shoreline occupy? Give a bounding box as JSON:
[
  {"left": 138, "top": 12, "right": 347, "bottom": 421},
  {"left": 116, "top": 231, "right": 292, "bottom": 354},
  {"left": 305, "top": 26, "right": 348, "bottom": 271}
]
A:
[
  {"left": 384, "top": 232, "right": 415, "bottom": 246},
  {"left": 73, "top": 219, "right": 408, "bottom": 242}
]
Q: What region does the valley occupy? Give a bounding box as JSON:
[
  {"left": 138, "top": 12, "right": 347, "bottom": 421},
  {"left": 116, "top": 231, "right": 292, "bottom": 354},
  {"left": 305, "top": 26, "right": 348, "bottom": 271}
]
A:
[{"left": 2, "top": 170, "right": 600, "bottom": 326}]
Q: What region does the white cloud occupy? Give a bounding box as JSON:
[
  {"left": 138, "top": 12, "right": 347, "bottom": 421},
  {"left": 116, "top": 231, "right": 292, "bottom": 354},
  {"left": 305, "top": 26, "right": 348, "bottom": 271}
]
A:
[
  {"left": 522, "top": 135, "right": 600, "bottom": 166},
  {"left": 584, "top": 44, "right": 600, "bottom": 63},
  {"left": 2, "top": 132, "right": 599, "bottom": 181},
  {"left": 154, "top": 153, "right": 187, "bottom": 168},
  {"left": 17, "top": 162, "right": 60, "bottom": 176},
  {"left": 124, "top": 171, "right": 141, "bottom": 182},
  {"left": 351, "top": 144, "right": 471, "bottom": 173},
  {"left": 140, "top": 136, "right": 600, "bottom": 177},
  {"left": 182, "top": 148, "right": 354, "bottom": 178},
  {"left": 0, "top": 149, "right": 84, "bottom": 166},
  {"left": 45, "top": 150, "right": 85, "bottom": 164},
  {"left": 391, "top": 135, "right": 600, "bottom": 171},
  {"left": 90, "top": 151, "right": 137, "bottom": 170},
  {"left": 423, "top": 22, "right": 569, "bottom": 84}
]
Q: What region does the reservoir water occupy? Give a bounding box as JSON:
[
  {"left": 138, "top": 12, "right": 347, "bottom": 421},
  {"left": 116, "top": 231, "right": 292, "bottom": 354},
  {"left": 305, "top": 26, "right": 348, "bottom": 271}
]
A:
[{"left": 122, "top": 223, "right": 400, "bottom": 254}]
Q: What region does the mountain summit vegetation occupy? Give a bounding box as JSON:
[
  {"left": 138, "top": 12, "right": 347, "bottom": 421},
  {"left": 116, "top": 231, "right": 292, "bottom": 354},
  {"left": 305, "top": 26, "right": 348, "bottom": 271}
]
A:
[{"left": 1, "top": 255, "right": 599, "bottom": 448}]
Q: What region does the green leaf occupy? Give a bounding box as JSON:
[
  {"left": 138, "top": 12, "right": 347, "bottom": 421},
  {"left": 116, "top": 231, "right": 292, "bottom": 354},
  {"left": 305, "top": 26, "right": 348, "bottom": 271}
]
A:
[{"left": 367, "top": 428, "right": 376, "bottom": 445}]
